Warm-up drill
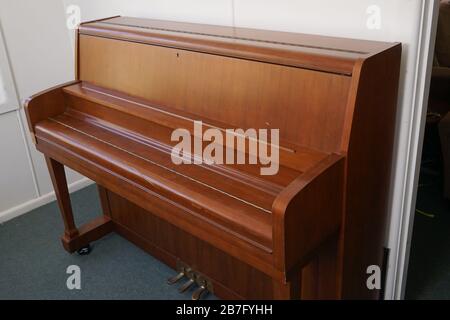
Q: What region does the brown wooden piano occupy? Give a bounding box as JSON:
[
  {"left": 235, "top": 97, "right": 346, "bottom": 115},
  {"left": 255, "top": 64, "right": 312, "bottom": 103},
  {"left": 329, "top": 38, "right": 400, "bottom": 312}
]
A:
[{"left": 24, "top": 16, "right": 401, "bottom": 300}]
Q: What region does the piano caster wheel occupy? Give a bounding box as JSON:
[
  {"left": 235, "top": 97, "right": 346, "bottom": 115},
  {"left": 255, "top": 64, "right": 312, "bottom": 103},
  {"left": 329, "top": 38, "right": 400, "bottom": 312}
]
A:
[
  {"left": 77, "top": 244, "right": 91, "bottom": 256},
  {"left": 178, "top": 278, "right": 195, "bottom": 293},
  {"left": 192, "top": 281, "right": 209, "bottom": 300}
]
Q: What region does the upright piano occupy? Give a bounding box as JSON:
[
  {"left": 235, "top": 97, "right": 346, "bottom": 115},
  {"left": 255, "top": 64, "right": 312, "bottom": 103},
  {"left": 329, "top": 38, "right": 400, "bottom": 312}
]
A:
[{"left": 25, "top": 16, "right": 401, "bottom": 299}]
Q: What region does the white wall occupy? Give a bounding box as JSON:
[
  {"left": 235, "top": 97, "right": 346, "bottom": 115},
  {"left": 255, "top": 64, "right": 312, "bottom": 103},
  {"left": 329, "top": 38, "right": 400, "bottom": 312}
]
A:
[
  {"left": 0, "top": 0, "right": 437, "bottom": 299},
  {"left": 0, "top": 24, "right": 36, "bottom": 214},
  {"left": 0, "top": 112, "right": 36, "bottom": 211},
  {"left": 0, "top": 0, "right": 92, "bottom": 223}
]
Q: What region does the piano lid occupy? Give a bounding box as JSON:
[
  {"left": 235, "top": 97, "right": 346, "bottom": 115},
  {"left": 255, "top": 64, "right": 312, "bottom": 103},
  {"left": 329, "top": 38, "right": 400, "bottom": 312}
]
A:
[{"left": 78, "top": 16, "right": 399, "bottom": 75}]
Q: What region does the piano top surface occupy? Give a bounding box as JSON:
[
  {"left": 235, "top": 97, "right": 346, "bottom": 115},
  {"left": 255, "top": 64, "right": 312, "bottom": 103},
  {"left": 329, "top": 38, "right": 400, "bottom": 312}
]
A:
[{"left": 79, "top": 16, "right": 399, "bottom": 75}]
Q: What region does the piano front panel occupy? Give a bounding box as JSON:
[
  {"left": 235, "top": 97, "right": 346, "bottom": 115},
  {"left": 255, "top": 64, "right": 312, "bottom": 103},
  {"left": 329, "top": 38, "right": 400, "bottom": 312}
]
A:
[{"left": 79, "top": 34, "right": 352, "bottom": 153}]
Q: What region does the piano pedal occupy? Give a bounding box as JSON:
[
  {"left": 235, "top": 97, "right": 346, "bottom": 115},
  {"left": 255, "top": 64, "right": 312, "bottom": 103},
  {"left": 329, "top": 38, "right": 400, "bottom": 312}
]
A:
[
  {"left": 178, "top": 278, "right": 195, "bottom": 293},
  {"left": 192, "top": 279, "right": 209, "bottom": 300},
  {"left": 168, "top": 261, "right": 191, "bottom": 285},
  {"left": 167, "top": 270, "right": 187, "bottom": 285},
  {"left": 170, "top": 261, "right": 213, "bottom": 297}
]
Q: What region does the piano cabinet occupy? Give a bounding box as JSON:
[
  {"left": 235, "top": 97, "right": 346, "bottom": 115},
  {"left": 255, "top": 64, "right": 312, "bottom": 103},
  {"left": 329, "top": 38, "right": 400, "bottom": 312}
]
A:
[{"left": 24, "top": 16, "right": 402, "bottom": 300}]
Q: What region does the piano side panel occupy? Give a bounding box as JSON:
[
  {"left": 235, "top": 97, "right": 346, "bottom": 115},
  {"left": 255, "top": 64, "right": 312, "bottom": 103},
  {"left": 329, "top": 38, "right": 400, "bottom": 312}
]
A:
[
  {"left": 78, "top": 35, "right": 352, "bottom": 154},
  {"left": 339, "top": 44, "right": 402, "bottom": 299}
]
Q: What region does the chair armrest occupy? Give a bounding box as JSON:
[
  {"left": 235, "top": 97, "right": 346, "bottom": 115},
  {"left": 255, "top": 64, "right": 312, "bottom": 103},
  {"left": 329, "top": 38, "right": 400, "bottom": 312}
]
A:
[{"left": 272, "top": 154, "right": 345, "bottom": 273}]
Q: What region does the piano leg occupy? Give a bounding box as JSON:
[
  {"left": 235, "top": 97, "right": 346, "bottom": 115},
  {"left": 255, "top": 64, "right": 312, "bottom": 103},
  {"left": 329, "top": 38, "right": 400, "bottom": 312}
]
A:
[{"left": 45, "top": 156, "right": 113, "bottom": 253}]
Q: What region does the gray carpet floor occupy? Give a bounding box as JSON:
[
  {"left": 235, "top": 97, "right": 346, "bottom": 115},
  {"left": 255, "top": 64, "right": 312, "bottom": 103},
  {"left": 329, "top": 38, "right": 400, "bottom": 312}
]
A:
[{"left": 0, "top": 184, "right": 217, "bottom": 300}]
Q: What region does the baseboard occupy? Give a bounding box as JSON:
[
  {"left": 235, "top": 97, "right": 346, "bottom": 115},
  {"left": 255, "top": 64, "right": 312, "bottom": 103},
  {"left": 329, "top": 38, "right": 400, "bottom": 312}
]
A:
[{"left": 0, "top": 178, "right": 94, "bottom": 224}]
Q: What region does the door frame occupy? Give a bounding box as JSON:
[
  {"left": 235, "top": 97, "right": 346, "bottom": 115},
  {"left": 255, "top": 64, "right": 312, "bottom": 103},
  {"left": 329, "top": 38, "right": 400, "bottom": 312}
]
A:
[{"left": 384, "top": 0, "right": 440, "bottom": 300}]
